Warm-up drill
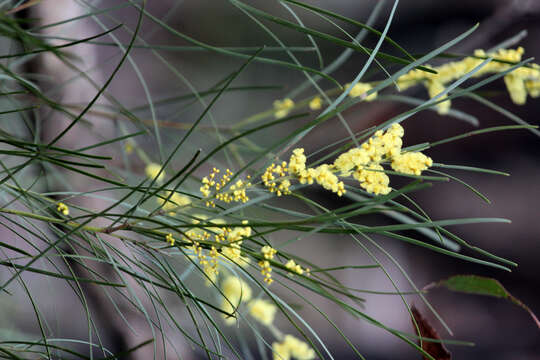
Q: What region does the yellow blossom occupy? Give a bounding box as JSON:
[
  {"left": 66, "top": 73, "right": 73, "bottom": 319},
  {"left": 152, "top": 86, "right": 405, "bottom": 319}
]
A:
[
  {"left": 165, "top": 233, "right": 175, "bottom": 246},
  {"left": 308, "top": 96, "right": 322, "bottom": 110},
  {"left": 261, "top": 245, "right": 277, "bottom": 260},
  {"left": 259, "top": 260, "right": 273, "bottom": 284},
  {"left": 248, "top": 298, "right": 277, "bottom": 326},
  {"left": 220, "top": 298, "right": 239, "bottom": 325},
  {"left": 426, "top": 80, "right": 451, "bottom": 114},
  {"left": 285, "top": 259, "right": 304, "bottom": 275},
  {"left": 201, "top": 168, "right": 251, "bottom": 206},
  {"left": 262, "top": 162, "right": 291, "bottom": 196},
  {"left": 346, "top": 82, "right": 377, "bottom": 101},
  {"left": 353, "top": 165, "right": 391, "bottom": 195},
  {"left": 391, "top": 152, "right": 433, "bottom": 176},
  {"left": 504, "top": 73, "right": 527, "bottom": 105},
  {"left": 311, "top": 164, "right": 346, "bottom": 196},
  {"left": 272, "top": 335, "right": 316, "bottom": 360},
  {"left": 158, "top": 191, "right": 191, "bottom": 212},
  {"left": 288, "top": 148, "right": 307, "bottom": 175},
  {"left": 56, "top": 202, "right": 69, "bottom": 216},
  {"left": 396, "top": 47, "right": 540, "bottom": 110},
  {"left": 145, "top": 163, "right": 165, "bottom": 183},
  {"left": 273, "top": 98, "right": 295, "bottom": 119},
  {"left": 222, "top": 276, "right": 252, "bottom": 303},
  {"left": 273, "top": 341, "right": 291, "bottom": 360}
]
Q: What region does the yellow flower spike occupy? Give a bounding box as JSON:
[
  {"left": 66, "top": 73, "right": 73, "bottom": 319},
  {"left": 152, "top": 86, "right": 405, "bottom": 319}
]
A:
[
  {"left": 426, "top": 80, "right": 451, "bottom": 114},
  {"left": 272, "top": 341, "right": 291, "bottom": 360},
  {"left": 285, "top": 259, "right": 304, "bottom": 275},
  {"left": 56, "top": 202, "right": 69, "bottom": 216},
  {"left": 259, "top": 260, "right": 273, "bottom": 284},
  {"left": 391, "top": 152, "right": 433, "bottom": 176},
  {"left": 221, "top": 276, "right": 252, "bottom": 303},
  {"left": 308, "top": 96, "right": 322, "bottom": 110},
  {"left": 273, "top": 98, "right": 295, "bottom": 119},
  {"left": 165, "top": 233, "right": 175, "bottom": 246},
  {"left": 261, "top": 245, "right": 277, "bottom": 260},
  {"left": 288, "top": 148, "right": 307, "bottom": 175},
  {"left": 158, "top": 191, "right": 191, "bottom": 212},
  {"left": 504, "top": 73, "right": 528, "bottom": 105},
  {"left": 396, "top": 47, "right": 540, "bottom": 111},
  {"left": 220, "top": 298, "right": 239, "bottom": 326},
  {"left": 145, "top": 163, "right": 165, "bottom": 183},
  {"left": 283, "top": 335, "right": 316, "bottom": 360},
  {"left": 248, "top": 298, "right": 277, "bottom": 326},
  {"left": 353, "top": 165, "right": 391, "bottom": 195},
  {"left": 346, "top": 82, "right": 377, "bottom": 101}
]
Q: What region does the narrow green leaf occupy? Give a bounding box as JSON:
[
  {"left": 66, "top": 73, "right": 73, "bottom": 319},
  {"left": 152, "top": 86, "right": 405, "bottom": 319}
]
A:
[{"left": 427, "top": 275, "right": 540, "bottom": 329}]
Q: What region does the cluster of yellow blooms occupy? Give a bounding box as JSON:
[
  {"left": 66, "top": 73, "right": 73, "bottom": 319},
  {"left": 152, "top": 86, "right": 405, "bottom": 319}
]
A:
[
  {"left": 261, "top": 123, "right": 432, "bottom": 197},
  {"left": 259, "top": 245, "right": 278, "bottom": 284},
  {"left": 157, "top": 190, "right": 191, "bottom": 215},
  {"left": 288, "top": 149, "right": 346, "bottom": 196},
  {"left": 165, "top": 233, "right": 175, "bottom": 246},
  {"left": 56, "top": 202, "right": 69, "bottom": 216},
  {"left": 273, "top": 98, "right": 295, "bottom": 119},
  {"left": 345, "top": 82, "right": 377, "bottom": 101},
  {"left": 285, "top": 259, "right": 305, "bottom": 275},
  {"left": 272, "top": 335, "right": 316, "bottom": 360},
  {"left": 219, "top": 272, "right": 315, "bottom": 360},
  {"left": 145, "top": 162, "right": 166, "bottom": 183},
  {"left": 200, "top": 168, "right": 251, "bottom": 207},
  {"left": 308, "top": 96, "right": 322, "bottom": 110},
  {"left": 396, "top": 47, "right": 540, "bottom": 114},
  {"left": 178, "top": 216, "right": 252, "bottom": 284},
  {"left": 277, "top": 48, "right": 540, "bottom": 118},
  {"left": 262, "top": 162, "right": 292, "bottom": 196}
]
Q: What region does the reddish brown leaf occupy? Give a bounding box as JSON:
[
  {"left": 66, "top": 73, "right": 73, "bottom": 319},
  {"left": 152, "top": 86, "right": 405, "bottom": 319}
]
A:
[{"left": 411, "top": 305, "right": 451, "bottom": 360}]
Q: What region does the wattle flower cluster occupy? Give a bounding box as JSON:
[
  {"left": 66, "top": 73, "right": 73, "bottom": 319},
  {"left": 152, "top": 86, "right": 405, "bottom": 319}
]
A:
[
  {"left": 396, "top": 47, "right": 540, "bottom": 113},
  {"left": 272, "top": 335, "right": 316, "bottom": 360},
  {"left": 200, "top": 168, "right": 251, "bottom": 207},
  {"left": 261, "top": 123, "right": 432, "bottom": 197},
  {"left": 183, "top": 217, "right": 251, "bottom": 285},
  {"left": 273, "top": 98, "right": 295, "bottom": 119},
  {"left": 56, "top": 202, "right": 69, "bottom": 216}
]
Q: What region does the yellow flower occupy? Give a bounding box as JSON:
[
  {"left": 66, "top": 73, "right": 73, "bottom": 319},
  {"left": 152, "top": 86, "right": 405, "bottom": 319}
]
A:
[
  {"left": 158, "top": 191, "right": 191, "bottom": 212},
  {"left": 504, "top": 73, "right": 527, "bottom": 105},
  {"left": 426, "top": 80, "right": 451, "bottom": 114},
  {"left": 220, "top": 298, "right": 239, "bottom": 325},
  {"left": 288, "top": 148, "right": 307, "bottom": 175},
  {"left": 308, "top": 96, "right": 322, "bottom": 110},
  {"left": 311, "top": 164, "right": 345, "bottom": 196},
  {"left": 261, "top": 245, "right": 277, "bottom": 260},
  {"left": 396, "top": 47, "right": 540, "bottom": 110},
  {"left": 273, "top": 98, "right": 295, "bottom": 119},
  {"left": 165, "top": 233, "right": 175, "bottom": 246},
  {"left": 56, "top": 202, "right": 69, "bottom": 216},
  {"left": 222, "top": 276, "right": 252, "bottom": 303},
  {"left": 145, "top": 163, "right": 165, "bottom": 183},
  {"left": 273, "top": 341, "right": 291, "bottom": 360},
  {"left": 285, "top": 259, "right": 304, "bottom": 275},
  {"left": 272, "top": 335, "right": 316, "bottom": 360},
  {"left": 353, "top": 165, "right": 391, "bottom": 195},
  {"left": 248, "top": 298, "right": 277, "bottom": 326},
  {"left": 284, "top": 335, "right": 316, "bottom": 360},
  {"left": 346, "top": 82, "right": 377, "bottom": 101},
  {"left": 391, "top": 152, "right": 433, "bottom": 176}
]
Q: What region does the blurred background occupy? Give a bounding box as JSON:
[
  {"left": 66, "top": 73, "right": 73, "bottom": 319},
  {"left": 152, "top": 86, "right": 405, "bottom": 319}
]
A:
[{"left": 2, "top": 0, "right": 539, "bottom": 359}]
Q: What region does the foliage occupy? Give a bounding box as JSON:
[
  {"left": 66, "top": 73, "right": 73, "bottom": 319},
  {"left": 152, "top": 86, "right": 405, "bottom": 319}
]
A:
[{"left": 0, "top": 0, "right": 538, "bottom": 359}]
